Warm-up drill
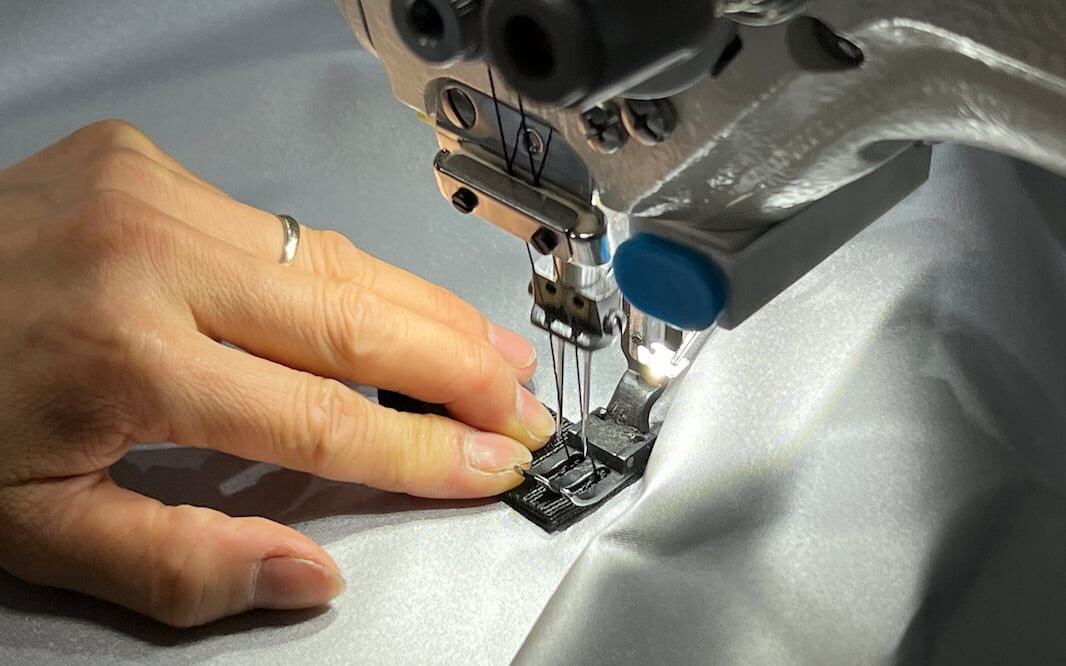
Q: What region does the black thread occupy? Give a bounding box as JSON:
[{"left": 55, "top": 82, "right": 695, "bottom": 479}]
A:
[
  {"left": 486, "top": 67, "right": 512, "bottom": 176},
  {"left": 525, "top": 243, "right": 574, "bottom": 457}
]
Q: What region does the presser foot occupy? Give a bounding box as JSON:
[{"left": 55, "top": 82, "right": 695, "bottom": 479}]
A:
[
  {"left": 502, "top": 365, "right": 667, "bottom": 532},
  {"left": 502, "top": 408, "right": 656, "bottom": 532}
]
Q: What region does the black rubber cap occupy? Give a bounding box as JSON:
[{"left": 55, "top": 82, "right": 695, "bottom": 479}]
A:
[{"left": 483, "top": 0, "right": 603, "bottom": 106}]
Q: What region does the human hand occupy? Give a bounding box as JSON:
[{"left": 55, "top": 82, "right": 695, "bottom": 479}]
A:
[{"left": 0, "top": 120, "right": 554, "bottom": 626}]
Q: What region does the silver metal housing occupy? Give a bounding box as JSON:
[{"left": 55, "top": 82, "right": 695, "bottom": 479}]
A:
[{"left": 336, "top": 0, "right": 1066, "bottom": 330}]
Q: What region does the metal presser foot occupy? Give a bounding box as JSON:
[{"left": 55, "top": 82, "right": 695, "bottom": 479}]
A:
[
  {"left": 378, "top": 266, "right": 703, "bottom": 533},
  {"left": 376, "top": 316, "right": 701, "bottom": 533},
  {"left": 502, "top": 306, "right": 703, "bottom": 533}
]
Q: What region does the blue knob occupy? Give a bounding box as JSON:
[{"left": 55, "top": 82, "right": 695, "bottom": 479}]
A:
[{"left": 613, "top": 234, "right": 727, "bottom": 330}]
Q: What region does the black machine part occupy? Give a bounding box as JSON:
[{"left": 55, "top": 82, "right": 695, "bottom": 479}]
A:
[
  {"left": 377, "top": 390, "right": 658, "bottom": 533},
  {"left": 391, "top": 0, "right": 482, "bottom": 64},
  {"left": 502, "top": 412, "right": 655, "bottom": 533},
  {"left": 482, "top": 0, "right": 738, "bottom": 107}
]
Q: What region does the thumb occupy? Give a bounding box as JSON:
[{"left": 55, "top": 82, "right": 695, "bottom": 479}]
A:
[{"left": 0, "top": 475, "right": 345, "bottom": 627}]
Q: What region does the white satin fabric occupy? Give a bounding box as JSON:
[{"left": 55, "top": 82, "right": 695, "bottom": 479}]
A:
[{"left": 3, "top": 2, "right": 1066, "bottom": 664}]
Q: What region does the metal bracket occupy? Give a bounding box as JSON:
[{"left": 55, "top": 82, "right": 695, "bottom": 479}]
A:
[{"left": 605, "top": 370, "right": 667, "bottom": 435}]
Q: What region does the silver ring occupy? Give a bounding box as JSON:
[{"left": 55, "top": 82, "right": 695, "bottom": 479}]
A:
[{"left": 276, "top": 214, "right": 301, "bottom": 266}]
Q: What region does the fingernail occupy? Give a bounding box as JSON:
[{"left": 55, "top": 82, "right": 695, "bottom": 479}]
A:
[
  {"left": 465, "top": 431, "right": 533, "bottom": 474},
  {"left": 252, "top": 557, "right": 346, "bottom": 610},
  {"left": 489, "top": 324, "right": 536, "bottom": 370},
  {"left": 518, "top": 386, "right": 556, "bottom": 444}
]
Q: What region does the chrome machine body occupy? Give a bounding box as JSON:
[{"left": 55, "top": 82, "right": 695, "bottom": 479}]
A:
[{"left": 337, "top": 0, "right": 1066, "bottom": 506}]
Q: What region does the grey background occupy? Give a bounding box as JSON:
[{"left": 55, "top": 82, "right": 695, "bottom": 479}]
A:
[{"left": 4, "top": 1, "right": 1066, "bottom": 665}]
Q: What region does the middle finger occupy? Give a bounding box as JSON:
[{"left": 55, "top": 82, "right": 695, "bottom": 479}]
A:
[
  {"left": 166, "top": 220, "right": 555, "bottom": 448},
  {"left": 77, "top": 149, "right": 537, "bottom": 379}
]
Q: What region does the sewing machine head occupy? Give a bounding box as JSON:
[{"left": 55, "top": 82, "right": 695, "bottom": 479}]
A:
[
  {"left": 339, "top": 0, "right": 1066, "bottom": 523},
  {"left": 338, "top": 0, "right": 1066, "bottom": 340},
  {"left": 334, "top": 0, "right": 758, "bottom": 373}
]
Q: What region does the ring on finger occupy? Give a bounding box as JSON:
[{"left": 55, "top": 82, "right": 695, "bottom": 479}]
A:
[{"left": 276, "top": 214, "right": 301, "bottom": 266}]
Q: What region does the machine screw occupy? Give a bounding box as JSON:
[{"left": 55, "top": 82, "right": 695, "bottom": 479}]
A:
[
  {"left": 443, "top": 86, "right": 478, "bottom": 129},
  {"left": 621, "top": 98, "right": 678, "bottom": 146},
  {"left": 451, "top": 187, "right": 479, "bottom": 214},
  {"left": 581, "top": 103, "right": 627, "bottom": 154},
  {"left": 522, "top": 127, "right": 546, "bottom": 155}
]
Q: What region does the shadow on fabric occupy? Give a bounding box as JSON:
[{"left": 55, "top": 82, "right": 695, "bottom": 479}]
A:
[
  {"left": 0, "top": 443, "right": 493, "bottom": 646},
  {"left": 108, "top": 444, "right": 493, "bottom": 530},
  {"left": 893, "top": 481, "right": 1066, "bottom": 666},
  {"left": 0, "top": 569, "right": 332, "bottom": 648}
]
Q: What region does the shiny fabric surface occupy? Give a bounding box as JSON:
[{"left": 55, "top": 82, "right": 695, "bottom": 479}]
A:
[{"left": 4, "top": 1, "right": 1066, "bottom": 665}]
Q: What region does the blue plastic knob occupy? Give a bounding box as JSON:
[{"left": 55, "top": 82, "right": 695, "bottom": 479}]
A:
[{"left": 613, "top": 234, "right": 727, "bottom": 330}]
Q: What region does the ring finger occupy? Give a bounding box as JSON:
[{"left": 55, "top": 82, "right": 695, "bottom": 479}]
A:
[{"left": 77, "top": 147, "right": 537, "bottom": 379}]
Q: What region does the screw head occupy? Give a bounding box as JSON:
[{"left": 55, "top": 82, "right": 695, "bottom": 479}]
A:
[
  {"left": 522, "top": 128, "right": 545, "bottom": 155},
  {"left": 442, "top": 86, "right": 478, "bottom": 129},
  {"left": 451, "top": 187, "right": 479, "bottom": 214},
  {"left": 621, "top": 98, "right": 678, "bottom": 146},
  {"left": 581, "top": 103, "right": 627, "bottom": 154}
]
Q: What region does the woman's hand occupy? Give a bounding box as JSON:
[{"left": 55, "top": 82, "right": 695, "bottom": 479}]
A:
[{"left": 0, "top": 120, "right": 554, "bottom": 627}]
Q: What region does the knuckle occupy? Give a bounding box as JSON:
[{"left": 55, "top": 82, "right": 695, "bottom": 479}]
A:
[
  {"left": 80, "top": 185, "right": 136, "bottom": 221},
  {"left": 147, "top": 506, "right": 213, "bottom": 627},
  {"left": 79, "top": 119, "right": 147, "bottom": 148},
  {"left": 89, "top": 147, "right": 160, "bottom": 191},
  {"left": 300, "top": 378, "right": 364, "bottom": 475},
  {"left": 389, "top": 416, "right": 445, "bottom": 492},
  {"left": 427, "top": 286, "right": 483, "bottom": 331},
  {"left": 475, "top": 343, "right": 511, "bottom": 393},
  {"left": 358, "top": 408, "right": 402, "bottom": 488},
  {"left": 87, "top": 148, "right": 183, "bottom": 220},
  {"left": 312, "top": 230, "right": 373, "bottom": 284},
  {"left": 439, "top": 339, "right": 506, "bottom": 405},
  {"left": 73, "top": 188, "right": 169, "bottom": 264},
  {"left": 62, "top": 188, "right": 138, "bottom": 269},
  {"left": 74, "top": 187, "right": 138, "bottom": 246},
  {"left": 344, "top": 408, "right": 433, "bottom": 493},
  {"left": 298, "top": 380, "right": 440, "bottom": 493},
  {"left": 327, "top": 284, "right": 390, "bottom": 367},
  {"left": 370, "top": 420, "right": 409, "bottom": 491}
]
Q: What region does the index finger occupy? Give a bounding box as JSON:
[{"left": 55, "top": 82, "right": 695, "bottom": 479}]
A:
[{"left": 158, "top": 333, "right": 534, "bottom": 498}]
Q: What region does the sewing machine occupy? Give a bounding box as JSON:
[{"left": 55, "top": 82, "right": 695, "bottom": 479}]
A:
[{"left": 337, "top": 0, "right": 1066, "bottom": 523}]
